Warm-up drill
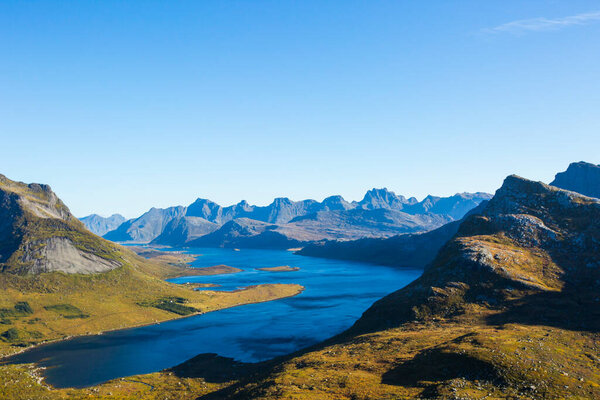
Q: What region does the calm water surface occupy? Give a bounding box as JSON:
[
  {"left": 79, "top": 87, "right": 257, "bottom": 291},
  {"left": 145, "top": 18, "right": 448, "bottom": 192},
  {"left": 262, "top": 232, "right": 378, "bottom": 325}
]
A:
[{"left": 5, "top": 248, "right": 422, "bottom": 388}]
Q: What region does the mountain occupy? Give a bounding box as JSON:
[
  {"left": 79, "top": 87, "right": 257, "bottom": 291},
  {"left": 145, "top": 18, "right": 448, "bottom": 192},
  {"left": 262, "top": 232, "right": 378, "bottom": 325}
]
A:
[
  {"left": 0, "top": 174, "right": 124, "bottom": 275},
  {"left": 550, "top": 161, "right": 600, "bottom": 199},
  {"left": 287, "top": 208, "right": 453, "bottom": 240},
  {"left": 79, "top": 213, "right": 126, "bottom": 236},
  {"left": 402, "top": 192, "right": 492, "bottom": 219},
  {"left": 297, "top": 218, "right": 463, "bottom": 268},
  {"left": 103, "top": 206, "right": 186, "bottom": 242},
  {"left": 150, "top": 216, "right": 218, "bottom": 246},
  {"left": 101, "top": 189, "right": 491, "bottom": 247},
  {"left": 321, "top": 195, "right": 354, "bottom": 211},
  {"left": 186, "top": 218, "right": 304, "bottom": 249},
  {"left": 184, "top": 209, "right": 454, "bottom": 249},
  {"left": 298, "top": 201, "right": 488, "bottom": 266},
  {"left": 356, "top": 187, "right": 417, "bottom": 210},
  {"left": 203, "top": 174, "right": 600, "bottom": 399}
]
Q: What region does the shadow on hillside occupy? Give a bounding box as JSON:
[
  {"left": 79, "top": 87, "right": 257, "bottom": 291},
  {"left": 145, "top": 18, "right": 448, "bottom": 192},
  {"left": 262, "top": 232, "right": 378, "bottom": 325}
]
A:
[
  {"left": 486, "top": 289, "right": 600, "bottom": 332},
  {"left": 382, "top": 349, "right": 504, "bottom": 396},
  {"left": 169, "top": 353, "right": 257, "bottom": 383}
]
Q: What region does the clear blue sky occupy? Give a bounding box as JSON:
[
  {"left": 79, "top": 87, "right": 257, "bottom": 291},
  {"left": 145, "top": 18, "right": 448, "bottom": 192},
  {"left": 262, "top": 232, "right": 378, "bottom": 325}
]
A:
[{"left": 1, "top": 1, "right": 599, "bottom": 218}]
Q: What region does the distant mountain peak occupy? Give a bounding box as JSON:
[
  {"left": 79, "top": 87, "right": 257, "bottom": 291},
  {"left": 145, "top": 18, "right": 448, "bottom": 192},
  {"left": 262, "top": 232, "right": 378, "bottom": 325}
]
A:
[
  {"left": 80, "top": 213, "right": 126, "bottom": 236},
  {"left": 550, "top": 161, "right": 600, "bottom": 199},
  {"left": 359, "top": 187, "right": 410, "bottom": 210}
]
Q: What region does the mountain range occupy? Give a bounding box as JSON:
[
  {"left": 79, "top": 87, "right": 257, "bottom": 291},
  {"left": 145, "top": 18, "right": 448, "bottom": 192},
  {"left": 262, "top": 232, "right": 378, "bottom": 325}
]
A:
[
  {"left": 299, "top": 161, "right": 600, "bottom": 266},
  {"left": 2, "top": 161, "right": 600, "bottom": 399},
  {"left": 199, "top": 162, "right": 600, "bottom": 399},
  {"left": 82, "top": 189, "right": 492, "bottom": 249}
]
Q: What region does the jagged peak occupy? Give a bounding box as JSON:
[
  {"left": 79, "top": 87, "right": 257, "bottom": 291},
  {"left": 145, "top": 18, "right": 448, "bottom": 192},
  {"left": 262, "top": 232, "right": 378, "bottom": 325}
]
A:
[
  {"left": 271, "top": 197, "right": 293, "bottom": 206},
  {"left": 189, "top": 198, "right": 220, "bottom": 207},
  {"left": 323, "top": 195, "right": 346, "bottom": 203}
]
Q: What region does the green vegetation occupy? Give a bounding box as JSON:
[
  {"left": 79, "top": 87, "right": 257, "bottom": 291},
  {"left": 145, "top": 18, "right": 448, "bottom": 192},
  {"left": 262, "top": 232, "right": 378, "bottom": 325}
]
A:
[
  {"left": 44, "top": 304, "right": 89, "bottom": 319},
  {"left": 1, "top": 327, "right": 43, "bottom": 343},
  {"left": 138, "top": 297, "right": 198, "bottom": 316},
  {"left": 0, "top": 302, "right": 34, "bottom": 319}
]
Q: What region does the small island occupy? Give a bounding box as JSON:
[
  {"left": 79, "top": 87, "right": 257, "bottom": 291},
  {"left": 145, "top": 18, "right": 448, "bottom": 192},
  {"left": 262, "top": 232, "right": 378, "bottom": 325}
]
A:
[
  {"left": 192, "top": 265, "right": 243, "bottom": 275},
  {"left": 255, "top": 266, "right": 300, "bottom": 272}
]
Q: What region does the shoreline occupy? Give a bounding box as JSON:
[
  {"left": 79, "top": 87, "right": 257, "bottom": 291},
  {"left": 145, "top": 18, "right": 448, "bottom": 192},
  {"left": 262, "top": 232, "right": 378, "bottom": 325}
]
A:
[{"left": 0, "top": 283, "right": 304, "bottom": 366}]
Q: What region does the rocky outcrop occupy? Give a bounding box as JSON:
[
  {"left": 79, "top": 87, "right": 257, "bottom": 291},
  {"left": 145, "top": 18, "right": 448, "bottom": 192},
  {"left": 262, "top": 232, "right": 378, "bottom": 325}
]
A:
[{"left": 550, "top": 161, "right": 600, "bottom": 199}]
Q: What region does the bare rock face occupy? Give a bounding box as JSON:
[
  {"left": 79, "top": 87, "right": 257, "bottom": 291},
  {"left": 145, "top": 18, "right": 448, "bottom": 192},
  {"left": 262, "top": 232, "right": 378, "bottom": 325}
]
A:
[
  {"left": 0, "top": 174, "right": 123, "bottom": 275},
  {"left": 550, "top": 161, "right": 600, "bottom": 199},
  {"left": 21, "top": 237, "right": 120, "bottom": 274}
]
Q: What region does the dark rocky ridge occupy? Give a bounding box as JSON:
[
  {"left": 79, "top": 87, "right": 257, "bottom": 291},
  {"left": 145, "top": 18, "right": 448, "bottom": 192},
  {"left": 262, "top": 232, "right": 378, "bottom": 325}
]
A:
[{"left": 550, "top": 161, "right": 600, "bottom": 199}]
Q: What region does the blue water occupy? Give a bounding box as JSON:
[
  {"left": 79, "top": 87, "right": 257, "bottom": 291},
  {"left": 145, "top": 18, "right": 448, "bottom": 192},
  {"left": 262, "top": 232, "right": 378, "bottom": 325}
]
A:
[{"left": 4, "top": 248, "right": 422, "bottom": 388}]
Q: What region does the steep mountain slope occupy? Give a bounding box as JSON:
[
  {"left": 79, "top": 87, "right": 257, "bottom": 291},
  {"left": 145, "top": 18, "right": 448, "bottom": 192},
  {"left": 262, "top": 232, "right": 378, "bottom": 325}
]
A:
[
  {"left": 201, "top": 175, "right": 600, "bottom": 399},
  {"left": 79, "top": 213, "right": 126, "bottom": 236},
  {"left": 550, "top": 161, "right": 600, "bottom": 199},
  {"left": 150, "top": 216, "right": 218, "bottom": 246},
  {"left": 103, "top": 206, "right": 186, "bottom": 242},
  {"left": 0, "top": 174, "right": 124, "bottom": 275},
  {"left": 186, "top": 218, "right": 304, "bottom": 249}
]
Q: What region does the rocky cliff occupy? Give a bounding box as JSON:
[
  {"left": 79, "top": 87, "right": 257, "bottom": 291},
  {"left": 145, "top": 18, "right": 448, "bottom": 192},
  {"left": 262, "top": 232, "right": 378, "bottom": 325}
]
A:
[{"left": 550, "top": 161, "right": 600, "bottom": 199}]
